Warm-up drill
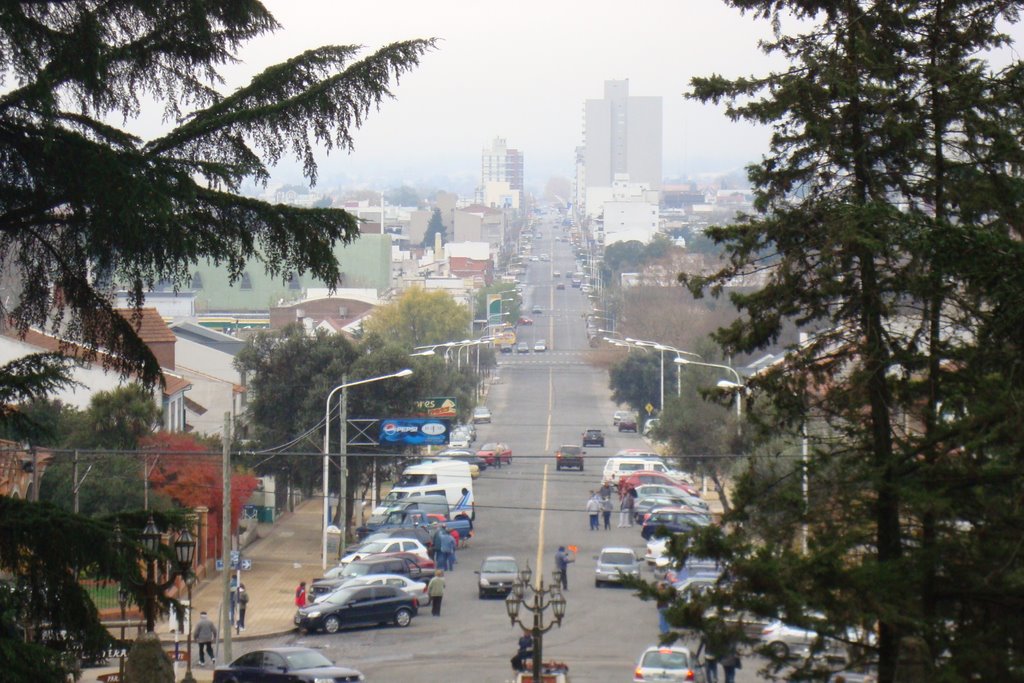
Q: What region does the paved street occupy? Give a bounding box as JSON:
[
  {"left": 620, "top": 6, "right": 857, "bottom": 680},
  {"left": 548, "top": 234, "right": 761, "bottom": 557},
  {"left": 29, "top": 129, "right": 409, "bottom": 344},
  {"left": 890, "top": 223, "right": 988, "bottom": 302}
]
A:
[{"left": 84, "top": 219, "right": 761, "bottom": 682}]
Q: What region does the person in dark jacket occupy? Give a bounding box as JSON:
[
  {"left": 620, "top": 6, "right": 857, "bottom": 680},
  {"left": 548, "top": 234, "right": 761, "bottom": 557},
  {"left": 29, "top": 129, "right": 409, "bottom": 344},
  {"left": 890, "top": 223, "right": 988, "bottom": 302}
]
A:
[{"left": 510, "top": 630, "right": 534, "bottom": 672}]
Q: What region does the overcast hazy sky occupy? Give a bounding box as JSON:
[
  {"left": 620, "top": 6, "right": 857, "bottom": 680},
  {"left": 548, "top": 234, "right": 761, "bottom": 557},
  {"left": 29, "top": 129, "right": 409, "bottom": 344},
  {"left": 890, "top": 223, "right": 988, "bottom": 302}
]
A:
[
  {"left": 232, "top": 1, "right": 1018, "bottom": 193},
  {"left": 213, "top": 0, "right": 778, "bottom": 191}
]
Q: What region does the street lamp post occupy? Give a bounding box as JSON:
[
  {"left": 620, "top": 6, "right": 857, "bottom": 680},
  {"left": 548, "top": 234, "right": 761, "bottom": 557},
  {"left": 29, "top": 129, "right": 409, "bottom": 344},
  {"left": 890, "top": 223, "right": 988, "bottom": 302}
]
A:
[
  {"left": 627, "top": 339, "right": 701, "bottom": 412},
  {"left": 322, "top": 369, "right": 413, "bottom": 570},
  {"left": 181, "top": 569, "right": 197, "bottom": 683},
  {"left": 505, "top": 567, "right": 567, "bottom": 682},
  {"left": 674, "top": 358, "right": 744, "bottom": 426}
]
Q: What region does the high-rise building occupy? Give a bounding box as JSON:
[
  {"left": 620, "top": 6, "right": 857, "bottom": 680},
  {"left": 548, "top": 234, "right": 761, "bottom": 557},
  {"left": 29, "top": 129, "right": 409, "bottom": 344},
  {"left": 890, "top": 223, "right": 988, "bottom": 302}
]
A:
[
  {"left": 582, "top": 80, "right": 662, "bottom": 192},
  {"left": 481, "top": 136, "right": 524, "bottom": 192}
]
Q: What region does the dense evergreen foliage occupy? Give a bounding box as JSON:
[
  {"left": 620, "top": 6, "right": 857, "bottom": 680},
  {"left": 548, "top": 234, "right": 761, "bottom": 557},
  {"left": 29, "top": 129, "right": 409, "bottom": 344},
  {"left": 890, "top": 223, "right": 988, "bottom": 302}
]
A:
[{"left": 663, "top": 2, "right": 1024, "bottom": 681}]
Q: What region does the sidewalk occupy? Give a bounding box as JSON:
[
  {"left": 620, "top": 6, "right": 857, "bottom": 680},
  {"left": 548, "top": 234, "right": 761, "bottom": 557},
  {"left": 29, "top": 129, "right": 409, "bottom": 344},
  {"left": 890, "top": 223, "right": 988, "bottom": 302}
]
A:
[{"left": 81, "top": 498, "right": 324, "bottom": 682}]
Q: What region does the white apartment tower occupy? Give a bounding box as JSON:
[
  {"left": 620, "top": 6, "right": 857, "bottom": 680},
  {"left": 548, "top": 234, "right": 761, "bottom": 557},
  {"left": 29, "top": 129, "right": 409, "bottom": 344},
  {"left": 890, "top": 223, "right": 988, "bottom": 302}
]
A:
[
  {"left": 481, "top": 137, "right": 524, "bottom": 192},
  {"left": 582, "top": 80, "right": 662, "bottom": 192}
]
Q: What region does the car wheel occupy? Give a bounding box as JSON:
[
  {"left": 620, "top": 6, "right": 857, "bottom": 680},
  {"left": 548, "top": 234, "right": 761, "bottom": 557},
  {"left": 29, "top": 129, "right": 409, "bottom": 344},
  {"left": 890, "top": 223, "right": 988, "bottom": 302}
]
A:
[
  {"left": 323, "top": 615, "right": 341, "bottom": 634},
  {"left": 769, "top": 641, "right": 790, "bottom": 659},
  {"left": 595, "top": 579, "right": 602, "bottom": 588},
  {"left": 479, "top": 588, "right": 486, "bottom": 598},
  {"left": 394, "top": 607, "right": 413, "bottom": 627},
  {"left": 579, "top": 464, "right": 584, "bottom": 471},
  {"left": 556, "top": 464, "right": 562, "bottom": 471}
]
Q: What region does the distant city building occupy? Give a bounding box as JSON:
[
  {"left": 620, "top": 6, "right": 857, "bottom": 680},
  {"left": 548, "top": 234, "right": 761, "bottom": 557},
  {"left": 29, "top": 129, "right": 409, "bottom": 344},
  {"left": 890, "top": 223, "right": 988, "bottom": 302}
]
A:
[
  {"left": 581, "top": 79, "right": 662, "bottom": 200},
  {"left": 481, "top": 137, "right": 524, "bottom": 193}
]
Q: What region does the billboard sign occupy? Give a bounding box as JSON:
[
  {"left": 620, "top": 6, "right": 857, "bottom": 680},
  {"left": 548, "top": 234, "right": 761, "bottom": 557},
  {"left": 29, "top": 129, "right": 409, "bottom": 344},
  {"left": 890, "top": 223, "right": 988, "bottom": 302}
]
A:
[
  {"left": 379, "top": 418, "right": 451, "bottom": 446},
  {"left": 413, "top": 397, "right": 458, "bottom": 419}
]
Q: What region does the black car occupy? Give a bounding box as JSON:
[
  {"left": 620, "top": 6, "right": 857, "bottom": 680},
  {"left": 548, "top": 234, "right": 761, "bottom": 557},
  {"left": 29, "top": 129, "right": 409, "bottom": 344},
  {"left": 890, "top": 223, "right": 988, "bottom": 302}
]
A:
[
  {"left": 582, "top": 428, "right": 605, "bottom": 447},
  {"left": 213, "top": 647, "right": 363, "bottom": 682},
  {"left": 294, "top": 584, "right": 417, "bottom": 633}
]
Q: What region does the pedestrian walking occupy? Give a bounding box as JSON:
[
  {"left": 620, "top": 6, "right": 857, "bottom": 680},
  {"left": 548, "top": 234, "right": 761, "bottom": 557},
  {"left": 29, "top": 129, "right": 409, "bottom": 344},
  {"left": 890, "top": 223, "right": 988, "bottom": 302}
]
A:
[
  {"left": 698, "top": 634, "right": 718, "bottom": 683},
  {"left": 601, "top": 495, "right": 613, "bottom": 530},
  {"left": 236, "top": 583, "right": 249, "bottom": 632},
  {"left": 294, "top": 581, "right": 307, "bottom": 608},
  {"left": 427, "top": 570, "right": 446, "bottom": 616},
  {"left": 719, "top": 646, "right": 741, "bottom": 683},
  {"left": 586, "top": 492, "right": 600, "bottom": 530},
  {"left": 193, "top": 611, "right": 217, "bottom": 667},
  {"left": 554, "top": 545, "right": 574, "bottom": 590},
  {"left": 439, "top": 526, "right": 456, "bottom": 571},
  {"left": 619, "top": 487, "right": 636, "bottom": 527}
]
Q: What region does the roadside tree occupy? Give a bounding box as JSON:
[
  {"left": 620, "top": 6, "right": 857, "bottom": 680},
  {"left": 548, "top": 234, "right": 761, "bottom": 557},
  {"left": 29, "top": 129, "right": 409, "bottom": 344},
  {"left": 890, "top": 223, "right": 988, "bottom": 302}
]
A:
[
  {"left": 663, "top": 2, "right": 1024, "bottom": 681},
  {"left": 361, "top": 288, "right": 472, "bottom": 349}
]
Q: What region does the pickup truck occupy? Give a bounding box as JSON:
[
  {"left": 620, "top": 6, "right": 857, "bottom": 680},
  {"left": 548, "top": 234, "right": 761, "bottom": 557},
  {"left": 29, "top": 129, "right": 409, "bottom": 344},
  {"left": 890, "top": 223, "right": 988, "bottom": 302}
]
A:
[{"left": 356, "top": 509, "right": 473, "bottom": 543}]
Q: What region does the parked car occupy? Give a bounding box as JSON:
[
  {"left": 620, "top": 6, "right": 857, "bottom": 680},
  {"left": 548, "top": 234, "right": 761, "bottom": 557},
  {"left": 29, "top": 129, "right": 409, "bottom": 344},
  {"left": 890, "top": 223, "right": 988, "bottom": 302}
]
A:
[
  {"left": 342, "top": 573, "right": 431, "bottom": 608},
  {"left": 613, "top": 410, "right": 632, "bottom": 426},
  {"left": 594, "top": 547, "right": 641, "bottom": 587},
  {"left": 476, "top": 442, "right": 512, "bottom": 466},
  {"left": 476, "top": 555, "right": 519, "bottom": 598},
  {"left": 437, "top": 449, "right": 485, "bottom": 475},
  {"left": 641, "top": 508, "right": 712, "bottom": 540},
  {"left": 213, "top": 647, "right": 364, "bottom": 682},
  {"left": 337, "top": 537, "right": 429, "bottom": 566},
  {"left": 632, "top": 644, "right": 704, "bottom": 683},
  {"left": 472, "top": 406, "right": 492, "bottom": 423},
  {"left": 619, "top": 471, "right": 699, "bottom": 496},
  {"left": 643, "top": 418, "right": 660, "bottom": 436},
  {"left": 534, "top": 339, "right": 547, "bottom": 352},
  {"left": 555, "top": 444, "right": 585, "bottom": 471},
  {"left": 633, "top": 485, "right": 709, "bottom": 511},
  {"left": 582, "top": 428, "right": 605, "bottom": 447},
  {"left": 618, "top": 415, "right": 638, "bottom": 432},
  {"left": 294, "top": 584, "right": 417, "bottom": 633},
  {"left": 448, "top": 428, "right": 472, "bottom": 449},
  {"left": 336, "top": 554, "right": 431, "bottom": 581},
  {"left": 634, "top": 495, "right": 695, "bottom": 525}
]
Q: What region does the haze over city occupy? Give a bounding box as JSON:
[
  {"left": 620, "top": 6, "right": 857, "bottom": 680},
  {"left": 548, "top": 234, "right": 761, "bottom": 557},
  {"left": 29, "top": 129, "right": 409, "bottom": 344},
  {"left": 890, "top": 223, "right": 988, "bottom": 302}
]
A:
[{"left": 221, "top": 0, "right": 785, "bottom": 192}]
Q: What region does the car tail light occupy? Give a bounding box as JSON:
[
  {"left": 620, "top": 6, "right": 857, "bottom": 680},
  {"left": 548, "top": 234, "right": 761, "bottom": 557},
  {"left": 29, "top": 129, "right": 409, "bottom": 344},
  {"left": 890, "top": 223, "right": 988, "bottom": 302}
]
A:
[
  {"left": 633, "top": 668, "right": 644, "bottom": 679},
  {"left": 685, "top": 670, "right": 695, "bottom": 681}
]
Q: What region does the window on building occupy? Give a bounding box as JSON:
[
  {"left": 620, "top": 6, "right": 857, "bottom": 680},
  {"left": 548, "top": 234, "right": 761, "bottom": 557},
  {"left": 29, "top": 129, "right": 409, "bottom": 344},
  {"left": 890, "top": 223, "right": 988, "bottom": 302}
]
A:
[{"left": 240, "top": 272, "right": 253, "bottom": 290}]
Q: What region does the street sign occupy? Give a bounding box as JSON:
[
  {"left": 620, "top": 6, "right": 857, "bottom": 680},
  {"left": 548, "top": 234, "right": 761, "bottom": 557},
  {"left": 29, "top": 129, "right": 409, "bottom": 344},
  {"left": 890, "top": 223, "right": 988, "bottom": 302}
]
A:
[
  {"left": 645, "top": 403, "right": 654, "bottom": 415},
  {"left": 216, "top": 553, "right": 251, "bottom": 571},
  {"left": 379, "top": 418, "right": 450, "bottom": 446},
  {"left": 413, "top": 397, "right": 457, "bottom": 419},
  {"left": 240, "top": 559, "right": 252, "bottom": 570}
]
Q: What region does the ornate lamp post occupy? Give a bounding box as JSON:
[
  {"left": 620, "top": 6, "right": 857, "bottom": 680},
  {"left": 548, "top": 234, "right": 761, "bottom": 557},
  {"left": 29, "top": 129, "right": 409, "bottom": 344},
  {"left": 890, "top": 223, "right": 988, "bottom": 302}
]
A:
[
  {"left": 117, "top": 585, "right": 129, "bottom": 680},
  {"left": 175, "top": 529, "right": 197, "bottom": 683},
  {"left": 505, "top": 566, "right": 567, "bottom": 682},
  {"left": 138, "top": 517, "right": 197, "bottom": 632}
]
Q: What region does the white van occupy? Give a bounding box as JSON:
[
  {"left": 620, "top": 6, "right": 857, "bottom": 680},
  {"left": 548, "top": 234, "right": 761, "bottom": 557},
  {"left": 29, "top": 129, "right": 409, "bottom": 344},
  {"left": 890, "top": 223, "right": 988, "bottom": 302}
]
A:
[
  {"left": 602, "top": 456, "right": 675, "bottom": 485},
  {"left": 373, "top": 460, "right": 474, "bottom": 518}
]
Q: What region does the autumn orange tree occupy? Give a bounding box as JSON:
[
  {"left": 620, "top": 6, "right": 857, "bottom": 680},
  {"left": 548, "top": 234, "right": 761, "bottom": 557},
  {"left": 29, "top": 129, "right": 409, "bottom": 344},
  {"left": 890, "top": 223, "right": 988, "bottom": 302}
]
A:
[{"left": 143, "top": 433, "right": 258, "bottom": 558}]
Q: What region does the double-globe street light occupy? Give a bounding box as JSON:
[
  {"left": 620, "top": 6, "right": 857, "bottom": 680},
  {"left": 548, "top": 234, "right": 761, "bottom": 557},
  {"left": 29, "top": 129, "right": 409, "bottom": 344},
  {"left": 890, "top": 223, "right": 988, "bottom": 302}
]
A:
[
  {"left": 505, "top": 566, "right": 567, "bottom": 682},
  {"left": 322, "top": 369, "right": 414, "bottom": 570}
]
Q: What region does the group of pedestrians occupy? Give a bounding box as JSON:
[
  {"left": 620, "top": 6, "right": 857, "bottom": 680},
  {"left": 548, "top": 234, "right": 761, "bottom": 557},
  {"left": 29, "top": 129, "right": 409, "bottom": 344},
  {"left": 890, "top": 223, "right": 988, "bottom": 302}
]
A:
[{"left": 586, "top": 488, "right": 615, "bottom": 530}]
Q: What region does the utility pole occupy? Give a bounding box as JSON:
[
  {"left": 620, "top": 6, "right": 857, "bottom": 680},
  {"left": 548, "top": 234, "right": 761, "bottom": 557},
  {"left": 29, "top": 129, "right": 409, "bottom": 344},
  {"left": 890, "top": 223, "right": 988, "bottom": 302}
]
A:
[
  {"left": 221, "top": 412, "right": 232, "bottom": 663},
  {"left": 72, "top": 450, "right": 79, "bottom": 514},
  {"left": 338, "top": 379, "right": 348, "bottom": 561}
]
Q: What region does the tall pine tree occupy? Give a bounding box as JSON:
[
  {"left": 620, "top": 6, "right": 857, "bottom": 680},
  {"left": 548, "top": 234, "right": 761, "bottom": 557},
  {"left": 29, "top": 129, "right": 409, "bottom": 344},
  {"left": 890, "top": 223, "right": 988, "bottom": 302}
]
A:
[{"left": 667, "top": 2, "right": 1024, "bottom": 681}]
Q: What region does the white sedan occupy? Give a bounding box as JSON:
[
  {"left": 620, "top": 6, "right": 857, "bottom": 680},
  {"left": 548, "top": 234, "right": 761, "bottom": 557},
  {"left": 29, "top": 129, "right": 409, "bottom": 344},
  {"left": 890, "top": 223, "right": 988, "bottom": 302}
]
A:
[{"left": 343, "top": 573, "right": 431, "bottom": 607}]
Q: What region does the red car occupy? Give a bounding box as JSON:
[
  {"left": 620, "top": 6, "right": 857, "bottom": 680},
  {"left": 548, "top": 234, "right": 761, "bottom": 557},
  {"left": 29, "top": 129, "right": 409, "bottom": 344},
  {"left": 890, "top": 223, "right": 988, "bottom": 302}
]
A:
[
  {"left": 476, "top": 442, "right": 512, "bottom": 466},
  {"left": 517, "top": 317, "right": 533, "bottom": 326},
  {"left": 618, "top": 471, "right": 698, "bottom": 496}
]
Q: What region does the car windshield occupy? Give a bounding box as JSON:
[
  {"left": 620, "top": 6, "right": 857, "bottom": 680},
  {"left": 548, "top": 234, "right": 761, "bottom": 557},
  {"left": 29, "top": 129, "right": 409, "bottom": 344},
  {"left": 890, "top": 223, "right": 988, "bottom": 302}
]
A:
[
  {"left": 601, "top": 552, "right": 634, "bottom": 565},
  {"left": 560, "top": 446, "right": 580, "bottom": 455},
  {"left": 283, "top": 650, "right": 333, "bottom": 669},
  {"left": 480, "top": 443, "right": 499, "bottom": 451},
  {"left": 640, "top": 649, "right": 690, "bottom": 669},
  {"left": 482, "top": 559, "right": 518, "bottom": 573},
  {"left": 341, "top": 564, "right": 372, "bottom": 578},
  {"left": 357, "top": 541, "right": 389, "bottom": 554}
]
